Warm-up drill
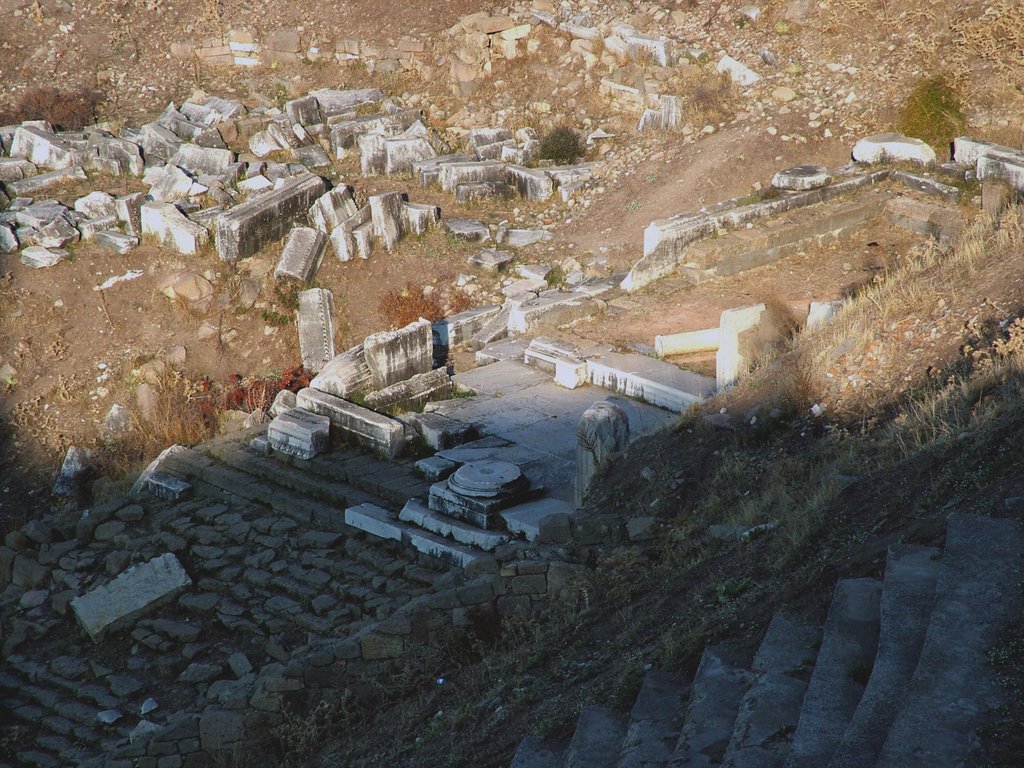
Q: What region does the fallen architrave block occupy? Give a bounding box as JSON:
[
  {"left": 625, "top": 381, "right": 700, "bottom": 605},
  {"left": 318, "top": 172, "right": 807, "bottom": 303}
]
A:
[
  {"left": 214, "top": 172, "right": 326, "bottom": 261},
  {"left": 141, "top": 202, "right": 210, "bottom": 255},
  {"left": 275, "top": 226, "right": 328, "bottom": 282},
  {"left": 267, "top": 408, "right": 331, "bottom": 459},
  {"left": 296, "top": 387, "right": 413, "bottom": 458},
  {"left": 297, "top": 288, "right": 336, "bottom": 373},
  {"left": 70, "top": 553, "right": 192, "bottom": 642}
]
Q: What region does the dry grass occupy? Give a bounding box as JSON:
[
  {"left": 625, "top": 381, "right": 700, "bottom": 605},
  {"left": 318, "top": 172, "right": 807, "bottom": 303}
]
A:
[
  {"left": 377, "top": 281, "right": 474, "bottom": 329},
  {"left": 0, "top": 85, "right": 104, "bottom": 130},
  {"left": 677, "top": 69, "right": 736, "bottom": 127},
  {"left": 949, "top": 1, "right": 1024, "bottom": 91}
]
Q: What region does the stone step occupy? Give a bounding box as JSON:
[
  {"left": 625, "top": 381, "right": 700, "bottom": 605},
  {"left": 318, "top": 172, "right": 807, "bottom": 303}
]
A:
[
  {"left": 303, "top": 448, "right": 429, "bottom": 506},
  {"left": 784, "top": 579, "right": 882, "bottom": 768},
  {"left": 345, "top": 503, "right": 494, "bottom": 572},
  {"left": 399, "top": 499, "right": 510, "bottom": 551},
  {"left": 203, "top": 439, "right": 377, "bottom": 509},
  {"left": 876, "top": 514, "right": 1024, "bottom": 768},
  {"left": 828, "top": 546, "right": 940, "bottom": 768},
  {"left": 723, "top": 615, "right": 821, "bottom": 768},
  {"left": 668, "top": 647, "right": 752, "bottom": 768},
  {"left": 566, "top": 705, "right": 628, "bottom": 768},
  {"left": 615, "top": 670, "right": 688, "bottom": 768},
  {"left": 584, "top": 351, "right": 716, "bottom": 412},
  {"left": 510, "top": 735, "right": 564, "bottom": 768}
]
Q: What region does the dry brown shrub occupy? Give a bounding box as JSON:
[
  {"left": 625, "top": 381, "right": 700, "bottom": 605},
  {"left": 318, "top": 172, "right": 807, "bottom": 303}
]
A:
[
  {"left": 378, "top": 282, "right": 474, "bottom": 328},
  {"left": 0, "top": 86, "right": 104, "bottom": 131}
]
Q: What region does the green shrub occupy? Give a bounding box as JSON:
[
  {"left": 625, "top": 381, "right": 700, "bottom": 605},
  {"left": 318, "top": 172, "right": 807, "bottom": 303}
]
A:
[
  {"left": 538, "top": 126, "right": 584, "bottom": 164},
  {"left": 896, "top": 76, "right": 964, "bottom": 152}
]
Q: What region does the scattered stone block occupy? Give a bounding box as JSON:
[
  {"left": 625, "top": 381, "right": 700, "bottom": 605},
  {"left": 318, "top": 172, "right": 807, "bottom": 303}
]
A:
[
  {"left": 468, "top": 248, "right": 514, "bottom": 272},
  {"left": 296, "top": 143, "right": 332, "bottom": 168},
  {"left": 139, "top": 122, "right": 183, "bottom": 161},
  {"left": 141, "top": 202, "right": 210, "bottom": 255},
  {"left": 626, "top": 33, "right": 675, "bottom": 66},
  {"left": 345, "top": 502, "right": 403, "bottom": 540},
  {"left": 382, "top": 136, "right": 436, "bottom": 176},
  {"left": 275, "top": 226, "right": 328, "bottom": 282},
  {"left": 329, "top": 205, "right": 373, "bottom": 260},
  {"left": 507, "top": 165, "right": 554, "bottom": 201},
  {"left": 147, "top": 471, "right": 193, "bottom": 500},
  {"left": 415, "top": 455, "right": 460, "bottom": 482},
  {"left": 524, "top": 337, "right": 589, "bottom": 389},
  {"left": 28, "top": 215, "right": 79, "bottom": 248},
  {"left": 716, "top": 55, "right": 760, "bottom": 86},
  {"left": 296, "top": 288, "right": 336, "bottom": 373},
  {"left": 70, "top": 553, "right": 192, "bottom": 642},
  {"left": 403, "top": 202, "right": 440, "bottom": 234},
  {"left": 267, "top": 409, "right": 331, "bottom": 460},
  {"left": 308, "top": 186, "right": 358, "bottom": 232},
  {"left": 433, "top": 304, "right": 505, "bottom": 351},
  {"left": 95, "top": 230, "right": 139, "bottom": 255},
  {"left": 853, "top": 133, "right": 937, "bottom": 166},
  {"left": 439, "top": 160, "right": 508, "bottom": 192},
  {"left": 369, "top": 191, "right": 406, "bottom": 251},
  {"left": 116, "top": 192, "right": 146, "bottom": 235},
  {"left": 9, "top": 125, "right": 81, "bottom": 169},
  {"left": 807, "top": 300, "right": 844, "bottom": 330},
  {"left": 0, "top": 223, "right": 18, "bottom": 253},
  {"left": 501, "top": 497, "right": 573, "bottom": 542},
  {"left": 148, "top": 164, "right": 195, "bottom": 202},
  {"left": 20, "top": 245, "right": 68, "bottom": 268},
  {"left": 285, "top": 95, "right": 321, "bottom": 127},
  {"left": 74, "top": 191, "right": 117, "bottom": 219},
  {"left": 507, "top": 291, "right": 603, "bottom": 334},
  {"left": 574, "top": 401, "right": 629, "bottom": 508},
  {"left": 772, "top": 164, "right": 832, "bottom": 191},
  {"left": 364, "top": 318, "right": 433, "bottom": 389},
  {"left": 215, "top": 172, "right": 326, "bottom": 261},
  {"left": 5, "top": 165, "right": 86, "bottom": 196},
  {"left": 716, "top": 303, "right": 767, "bottom": 389},
  {"left": 503, "top": 228, "right": 553, "bottom": 248},
  {"left": 296, "top": 387, "right": 411, "bottom": 458},
  {"left": 310, "top": 87, "right": 384, "bottom": 116},
  {"left": 364, "top": 367, "right": 453, "bottom": 413},
  {"left": 456, "top": 181, "right": 516, "bottom": 203},
  {"left": 404, "top": 412, "right": 479, "bottom": 450},
  {"left": 444, "top": 218, "right": 491, "bottom": 242},
  {"left": 413, "top": 153, "right": 473, "bottom": 186}
]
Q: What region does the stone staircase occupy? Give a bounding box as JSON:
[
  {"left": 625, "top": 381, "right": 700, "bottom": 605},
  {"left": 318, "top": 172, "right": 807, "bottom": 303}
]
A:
[{"left": 510, "top": 513, "right": 1023, "bottom": 768}]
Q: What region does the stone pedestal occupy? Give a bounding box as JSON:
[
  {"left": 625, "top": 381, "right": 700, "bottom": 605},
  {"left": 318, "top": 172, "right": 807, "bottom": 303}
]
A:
[{"left": 575, "top": 401, "right": 629, "bottom": 509}]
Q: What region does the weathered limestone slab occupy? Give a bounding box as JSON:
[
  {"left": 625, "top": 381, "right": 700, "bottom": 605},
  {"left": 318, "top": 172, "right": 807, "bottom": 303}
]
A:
[
  {"left": 310, "top": 87, "right": 384, "bottom": 116},
  {"left": 501, "top": 497, "right": 573, "bottom": 542},
  {"left": 74, "top": 190, "right": 117, "bottom": 218},
  {"left": 358, "top": 133, "right": 387, "bottom": 176},
  {"left": 403, "top": 202, "right": 440, "bottom": 235},
  {"left": 626, "top": 33, "right": 675, "bottom": 66},
  {"left": 141, "top": 202, "right": 210, "bottom": 255},
  {"left": 70, "top": 553, "right": 192, "bottom": 642},
  {"left": 507, "top": 165, "right": 554, "bottom": 201},
  {"left": 296, "top": 387, "right": 411, "bottom": 458},
  {"left": 170, "top": 143, "right": 235, "bottom": 176},
  {"left": 469, "top": 248, "right": 514, "bottom": 272},
  {"left": 296, "top": 288, "right": 336, "bottom": 373},
  {"left": 275, "top": 226, "right": 328, "bottom": 282},
  {"left": 404, "top": 411, "right": 479, "bottom": 451},
  {"left": 327, "top": 109, "right": 420, "bottom": 159},
  {"left": 267, "top": 409, "right": 331, "bottom": 460},
  {"left": 433, "top": 304, "right": 505, "bottom": 350},
  {"left": 507, "top": 291, "right": 603, "bottom": 334},
  {"left": 0, "top": 157, "right": 36, "bottom": 182},
  {"left": 215, "top": 172, "right": 326, "bottom": 261},
  {"left": 977, "top": 152, "right": 1024, "bottom": 192},
  {"left": 28, "top": 215, "right": 79, "bottom": 248},
  {"left": 95, "top": 230, "right": 139, "bottom": 254},
  {"left": 330, "top": 205, "right": 372, "bottom": 261},
  {"left": 89, "top": 132, "right": 145, "bottom": 176},
  {"left": 438, "top": 160, "right": 508, "bottom": 192},
  {"left": 10, "top": 125, "right": 81, "bottom": 169},
  {"left": 524, "top": 337, "right": 588, "bottom": 389},
  {"left": 146, "top": 471, "right": 192, "bottom": 500},
  {"left": 716, "top": 54, "right": 760, "bottom": 86},
  {"left": 148, "top": 164, "right": 195, "bottom": 203},
  {"left": 364, "top": 368, "right": 452, "bottom": 413},
  {"left": 716, "top": 304, "right": 766, "bottom": 390},
  {"left": 308, "top": 186, "right": 358, "bottom": 233},
  {"left": 444, "top": 219, "right": 491, "bottom": 242},
  {"left": 0, "top": 223, "right": 18, "bottom": 253},
  {"left": 310, "top": 345, "right": 373, "bottom": 398},
  {"left": 5, "top": 165, "right": 87, "bottom": 196},
  {"left": 20, "top": 245, "right": 68, "bottom": 268},
  {"left": 364, "top": 318, "right": 433, "bottom": 389},
  {"left": 468, "top": 127, "right": 514, "bottom": 157},
  {"left": 853, "top": 133, "right": 936, "bottom": 165},
  {"left": 383, "top": 136, "right": 436, "bottom": 176},
  {"left": 413, "top": 153, "right": 473, "bottom": 187},
  {"left": 889, "top": 170, "right": 963, "bottom": 203},
  {"left": 139, "top": 122, "right": 183, "bottom": 161},
  {"left": 586, "top": 352, "right": 715, "bottom": 411},
  {"left": 369, "top": 191, "right": 405, "bottom": 251},
  {"left": 285, "top": 95, "right": 321, "bottom": 126},
  {"left": 503, "top": 228, "right": 554, "bottom": 248}
]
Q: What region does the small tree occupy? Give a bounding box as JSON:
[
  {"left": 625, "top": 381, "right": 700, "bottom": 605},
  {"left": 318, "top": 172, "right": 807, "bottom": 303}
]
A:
[{"left": 538, "top": 126, "right": 584, "bottom": 164}]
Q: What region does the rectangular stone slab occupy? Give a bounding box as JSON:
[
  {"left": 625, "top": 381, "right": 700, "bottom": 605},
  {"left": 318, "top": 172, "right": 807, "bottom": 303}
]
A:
[
  {"left": 71, "top": 553, "right": 192, "bottom": 642},
  {"left": 214, "top": 172, "right": 326, "bottom": 261}
]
